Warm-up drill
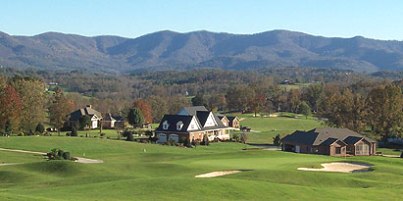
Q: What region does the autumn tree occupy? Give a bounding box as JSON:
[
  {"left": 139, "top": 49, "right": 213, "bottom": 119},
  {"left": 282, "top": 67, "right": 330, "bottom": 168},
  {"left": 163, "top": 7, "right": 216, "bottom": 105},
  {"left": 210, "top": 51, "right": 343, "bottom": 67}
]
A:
[
  {"left": 302, "top": 84, "right": 324, "bottom": 113},
  {"left": 133, "top": 99, "right": 152, "bottom": 124},
  {"left": 319, "top": 88, "right": 367, "bottom": 132},
  {"left": 298, "top": 101, "right": 311, "bottom": 119},
  {"left": 366, "top": 84, "right": 403, "bottom": 140},
  {"left": 0, "top": 85, "right": 22, "bottom": 133},
  {"left": 11, "top": 77, "right": 46, "bottom": 132},
  {"left": 147, "top": 95, "right": 168, "bottom": 122},
  {"left": 287, "top": 89, "right": 301, "bottom": 113},
  {"left": 48, "top": 87, "right": 75, "bottom": 135},
  {"left": 226, "top": 85, "right": 254, "bottom": 113},
  {"left": 248, "top": 84, "right": 267, "bottom": 117}
]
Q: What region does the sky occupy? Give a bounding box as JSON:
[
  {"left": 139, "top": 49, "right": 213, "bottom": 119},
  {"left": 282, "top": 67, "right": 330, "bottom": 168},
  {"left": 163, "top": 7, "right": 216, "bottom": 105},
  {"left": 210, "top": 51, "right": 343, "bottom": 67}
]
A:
[{"left": 1, "top": 0, "right": 403, "bottom": 40}]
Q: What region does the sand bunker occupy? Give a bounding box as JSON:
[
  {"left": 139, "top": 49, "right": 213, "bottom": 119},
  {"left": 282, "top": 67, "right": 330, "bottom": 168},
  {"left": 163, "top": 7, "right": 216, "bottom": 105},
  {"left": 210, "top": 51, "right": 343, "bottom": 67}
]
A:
[
  {"left": 195, "top": 170, "right": 241, "bottom": 178},
  {"left": 298, "top": 162, "right": 372, "bottom": 173}
]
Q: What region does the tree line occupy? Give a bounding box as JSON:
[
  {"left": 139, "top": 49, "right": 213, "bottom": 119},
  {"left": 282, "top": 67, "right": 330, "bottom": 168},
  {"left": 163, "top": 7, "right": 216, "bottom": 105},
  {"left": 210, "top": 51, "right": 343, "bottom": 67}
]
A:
[{"left": 1, "top": 68, "right": 402, "bottom": 141}]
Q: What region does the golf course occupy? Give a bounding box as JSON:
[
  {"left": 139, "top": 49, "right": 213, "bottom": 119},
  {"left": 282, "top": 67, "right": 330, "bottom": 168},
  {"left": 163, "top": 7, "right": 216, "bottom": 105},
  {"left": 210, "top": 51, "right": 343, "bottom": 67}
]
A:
[{"left": 0, "top": 115, "right": 402, "bottom": 201}]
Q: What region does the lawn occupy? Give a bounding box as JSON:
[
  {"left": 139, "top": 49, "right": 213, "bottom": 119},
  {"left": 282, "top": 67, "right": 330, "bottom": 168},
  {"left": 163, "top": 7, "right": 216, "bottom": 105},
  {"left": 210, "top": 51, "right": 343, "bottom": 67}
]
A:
[
  {"left": 0, "top": 136, "right": 402, "bottom": 201},
  {"left": 236, "top": 113, "right": 324, "bottom": 144},
  {"left": 0, "top": 115, "right": 401, "bottom": 200}
]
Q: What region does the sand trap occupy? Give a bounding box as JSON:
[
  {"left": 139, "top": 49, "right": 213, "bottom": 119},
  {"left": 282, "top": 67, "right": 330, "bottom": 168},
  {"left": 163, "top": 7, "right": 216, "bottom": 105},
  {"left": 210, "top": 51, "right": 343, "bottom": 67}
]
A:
[
  {"left": 74, "top": 157, "right": 103, "bottom": 164},
  {"left": 0, "top": 163, "right": 20, "bottom": 166},
  {"left": 195, "top": 170, "right": 241, "bottom": 178},
  {"left": 0, "top": 148, "right": 103, "bottom": 164},
  {"left": 298, "top": 162, "right": 372, "bottom": 173}
]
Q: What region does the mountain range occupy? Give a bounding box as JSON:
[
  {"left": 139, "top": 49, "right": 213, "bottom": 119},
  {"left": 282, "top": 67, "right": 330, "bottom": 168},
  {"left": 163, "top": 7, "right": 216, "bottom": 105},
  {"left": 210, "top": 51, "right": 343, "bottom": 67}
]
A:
[{"left": 1, "top": 30, "right": 403, "bottom": 73}]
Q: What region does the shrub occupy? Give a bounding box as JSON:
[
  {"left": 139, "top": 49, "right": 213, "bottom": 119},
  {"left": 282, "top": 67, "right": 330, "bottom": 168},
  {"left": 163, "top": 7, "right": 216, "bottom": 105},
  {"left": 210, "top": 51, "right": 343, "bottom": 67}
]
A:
[
  {"left": 201, "top": 134, "right": 209, "bottom": 146},
  {"left": 70, "top": 127, "right": 78, "bottom": 137},
  {"left": 62, "top": 152, "right": 71, "bottom": 160},
  {"left": 231, "top": 133, "right": 240, "bottom": 142},
  {"left": 35, "top": 123, "right": 45, "bottom": 134},
  {"left": 184, "top": 137, "right": 191, "bottom": 147},
  {"left": 46, "top": 148, "right": 72, "bottom": 161},
  {"left": 126, "top": 132, "right": 134, "bottom": 141},
  {"left": 273, "top": 134, "right": 281, "bottom": 146}
]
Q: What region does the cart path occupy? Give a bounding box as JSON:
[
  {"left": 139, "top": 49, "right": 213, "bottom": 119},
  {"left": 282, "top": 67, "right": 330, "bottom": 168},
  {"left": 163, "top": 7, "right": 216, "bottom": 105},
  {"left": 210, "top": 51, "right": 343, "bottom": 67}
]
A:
[{"left": 0, "top": 148, "right": 103, "bottom": 164}]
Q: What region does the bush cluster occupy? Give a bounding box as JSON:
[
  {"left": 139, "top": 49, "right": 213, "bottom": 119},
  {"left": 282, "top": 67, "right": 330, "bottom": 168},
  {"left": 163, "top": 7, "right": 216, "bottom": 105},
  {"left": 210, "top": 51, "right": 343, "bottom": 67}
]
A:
[{"left": 46, "top": 148, "right": 72, "bottom": 160}]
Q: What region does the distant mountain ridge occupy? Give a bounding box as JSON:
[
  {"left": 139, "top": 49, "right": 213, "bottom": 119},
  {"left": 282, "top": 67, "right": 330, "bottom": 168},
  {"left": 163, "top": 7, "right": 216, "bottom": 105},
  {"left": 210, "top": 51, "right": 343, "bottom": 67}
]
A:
[{"left": 1, "top": 30, "right": 403, "bottom": 73}]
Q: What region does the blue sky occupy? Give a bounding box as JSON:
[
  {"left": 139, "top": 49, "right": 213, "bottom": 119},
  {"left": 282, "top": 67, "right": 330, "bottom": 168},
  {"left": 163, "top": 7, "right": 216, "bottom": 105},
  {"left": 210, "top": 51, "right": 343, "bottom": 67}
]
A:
[{"left": 1, "top": 0, "right": 403, "bottom": 40}]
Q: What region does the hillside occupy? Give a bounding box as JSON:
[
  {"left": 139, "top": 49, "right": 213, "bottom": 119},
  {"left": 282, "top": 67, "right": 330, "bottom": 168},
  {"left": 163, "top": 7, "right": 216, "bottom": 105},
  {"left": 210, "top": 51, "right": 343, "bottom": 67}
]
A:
[{"left": 2, "top": 30, "right": 403, "bottom": 73}]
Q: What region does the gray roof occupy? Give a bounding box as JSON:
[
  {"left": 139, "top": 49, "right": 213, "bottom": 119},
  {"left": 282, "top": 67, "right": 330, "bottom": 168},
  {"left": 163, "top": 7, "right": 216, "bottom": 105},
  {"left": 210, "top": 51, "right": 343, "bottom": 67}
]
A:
[
  {"left": 281, "top": 128, "right": 376, "bottom": 146},
  {"left": 156, "top": 115, "right": 194, "bottom": 132},
  {"left": 69, "top": 106, "right": 102, "bottom": 121},
  {"left": 180, "top": 106, "right": 208, "bottom": 116},
  {"left": 103, "top": 113, "right": 116, "bottom": 121}
]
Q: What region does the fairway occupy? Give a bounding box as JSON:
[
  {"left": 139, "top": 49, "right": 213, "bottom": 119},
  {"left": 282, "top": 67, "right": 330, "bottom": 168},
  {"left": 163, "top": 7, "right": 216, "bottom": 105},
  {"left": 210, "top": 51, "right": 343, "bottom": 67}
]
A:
[
  {"left": 0, "top": 136, "right": 402, "bottom": 201},
  {"left": 237, "top": 113, "right": 323, "bottom": 144}
]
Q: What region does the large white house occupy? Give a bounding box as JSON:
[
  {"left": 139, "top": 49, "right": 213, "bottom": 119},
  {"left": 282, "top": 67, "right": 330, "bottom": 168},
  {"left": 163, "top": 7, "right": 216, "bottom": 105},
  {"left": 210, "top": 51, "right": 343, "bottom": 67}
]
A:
[{"left": 155, "top": 106, "right": 232, "bottom": 143}]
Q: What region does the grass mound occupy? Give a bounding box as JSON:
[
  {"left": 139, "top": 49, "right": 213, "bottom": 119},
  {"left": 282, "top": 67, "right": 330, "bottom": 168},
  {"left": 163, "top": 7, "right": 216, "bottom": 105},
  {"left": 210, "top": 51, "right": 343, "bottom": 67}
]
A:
[{"left": 23, "top": 160, "right": 80, "bottom": 176}]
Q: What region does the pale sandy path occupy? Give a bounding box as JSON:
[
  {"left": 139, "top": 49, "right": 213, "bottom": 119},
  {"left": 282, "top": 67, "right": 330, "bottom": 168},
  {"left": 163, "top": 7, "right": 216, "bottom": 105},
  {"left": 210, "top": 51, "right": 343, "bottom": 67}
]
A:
[
  {"left": 0, "top": 148, "right": 103, "bottom": 164},
  {"left": 195, "top": 170, "right": 241, "bottom": 178},
  {"left": 298, "top": 162, "right": 372, "bottom": 173}
]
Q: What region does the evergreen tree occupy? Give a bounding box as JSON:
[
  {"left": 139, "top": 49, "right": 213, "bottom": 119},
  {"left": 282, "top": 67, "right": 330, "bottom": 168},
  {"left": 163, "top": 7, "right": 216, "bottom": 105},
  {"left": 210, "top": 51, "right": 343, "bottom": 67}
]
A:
[
  {"left": 35, "top": 123, "right": 45, "bottom": 134},
  {"left": 127, "top": 107, "right": 144, "bottom": 128}
]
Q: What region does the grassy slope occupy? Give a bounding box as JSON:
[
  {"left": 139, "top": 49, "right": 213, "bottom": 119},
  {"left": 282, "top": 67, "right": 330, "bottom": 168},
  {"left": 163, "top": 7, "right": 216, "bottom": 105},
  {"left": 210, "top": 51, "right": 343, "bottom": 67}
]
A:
[
  {"left": 0, "top": 115, "right": 401, "bottom": 200},
  {"left": 0, "top": 136, "right": 402, "bottom": 201},
  {"left": 237, "top": 113, "right": 323, "bottom": 144}
]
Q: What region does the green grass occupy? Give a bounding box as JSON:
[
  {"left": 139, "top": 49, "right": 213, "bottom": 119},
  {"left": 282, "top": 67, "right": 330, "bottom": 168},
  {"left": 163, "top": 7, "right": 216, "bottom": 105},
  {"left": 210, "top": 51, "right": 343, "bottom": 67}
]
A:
[
  {"left": 0, "top": 136, "right": 402, "bottom": 201},
  {"left": 237, "top": 113, "right": 324, "bottom": 144},
  {"left": 1, "top": 114, "right": 402, "bottom": 200}
]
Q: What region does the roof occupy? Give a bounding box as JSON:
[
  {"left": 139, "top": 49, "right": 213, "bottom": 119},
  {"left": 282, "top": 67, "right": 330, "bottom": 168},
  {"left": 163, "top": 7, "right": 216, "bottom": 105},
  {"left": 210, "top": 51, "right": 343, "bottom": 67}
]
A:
[
  {"left": 155, "top": 115, "right": 194, "bottom": 132},
  {"left": 196, "top": 111, "right": 210, "bottom": 127},
  {"left": 281, "top": 128, "right": 376, "bottom": 146},
  {"left": 69, "top": 106, "right": 102, "bottom": 121},
  {"left": 178, "top": 106, "right": 208, "bottom": 116},
  {"left": 103, "top": 113, "right": 116, "bottom": 121},
  {"left": 343, "top": 136, "right": 365, "bottom": 145},
  {"left": 227, "top": 116, "right": 238, "bottom": 122}
]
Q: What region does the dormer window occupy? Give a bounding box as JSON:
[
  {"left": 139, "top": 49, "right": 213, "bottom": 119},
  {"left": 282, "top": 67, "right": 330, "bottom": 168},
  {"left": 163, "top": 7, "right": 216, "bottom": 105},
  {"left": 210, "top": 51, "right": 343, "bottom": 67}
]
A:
[
  {"left": 163, "top": 121, "right": 169, "bottom": 130},
  {"left": 176, "top": 121, "right": 184, "bottom": 131}
]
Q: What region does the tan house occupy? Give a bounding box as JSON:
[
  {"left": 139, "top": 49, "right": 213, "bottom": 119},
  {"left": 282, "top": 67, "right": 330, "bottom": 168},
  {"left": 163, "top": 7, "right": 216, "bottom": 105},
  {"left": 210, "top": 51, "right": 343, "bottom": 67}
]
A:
[
  {"left": 227, "top": 116, "right": 240, "bottom": 128},
  {"left": 67, "top": 105, "right": 103, "bottom": 129},
  {"left": 281, "top": 128, "right": 376, "bottom": 156},
  {"left": 155, "top": 106, "right": 231, "bottom": 143}
]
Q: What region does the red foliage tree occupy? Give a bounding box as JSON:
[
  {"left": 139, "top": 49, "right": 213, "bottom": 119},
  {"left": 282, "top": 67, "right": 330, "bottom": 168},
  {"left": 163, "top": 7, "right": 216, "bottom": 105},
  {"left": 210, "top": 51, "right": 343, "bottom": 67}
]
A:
[
  {"left": 133, "top": 99, "right": 153, "bottom": 124},
  {"left": 0, "top": 85, "right": 23, "bottom": 132}
]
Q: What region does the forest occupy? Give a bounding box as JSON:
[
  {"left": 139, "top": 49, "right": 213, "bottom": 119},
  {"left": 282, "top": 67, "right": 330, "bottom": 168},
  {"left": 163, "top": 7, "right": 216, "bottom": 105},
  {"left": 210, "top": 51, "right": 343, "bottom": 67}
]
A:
[{"left": 0, "top": 67, "right": 402, "bottom": 141}]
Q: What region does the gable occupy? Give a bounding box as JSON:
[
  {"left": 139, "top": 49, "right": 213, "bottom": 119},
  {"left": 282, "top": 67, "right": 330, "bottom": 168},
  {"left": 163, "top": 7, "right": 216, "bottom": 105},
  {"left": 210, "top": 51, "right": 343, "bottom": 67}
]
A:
[
  {"left": 204, "top": 112, "right": 217, "bottom": 128},
  {"left": 187, "top": 117, "right": 201, "bottom": 131}
]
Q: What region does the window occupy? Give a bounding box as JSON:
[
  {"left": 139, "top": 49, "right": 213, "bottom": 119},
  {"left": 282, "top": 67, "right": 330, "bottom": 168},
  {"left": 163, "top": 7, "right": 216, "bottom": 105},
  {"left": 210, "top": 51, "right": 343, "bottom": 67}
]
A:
[
  {"left": 162, "top": 121, "right": 169, "bottom": 130},
  {"left": 176, "top": 121, "right": 184, "bottom": 131},
  {"left": 336, "top": 147, "right": 341, "bottom": 154}
]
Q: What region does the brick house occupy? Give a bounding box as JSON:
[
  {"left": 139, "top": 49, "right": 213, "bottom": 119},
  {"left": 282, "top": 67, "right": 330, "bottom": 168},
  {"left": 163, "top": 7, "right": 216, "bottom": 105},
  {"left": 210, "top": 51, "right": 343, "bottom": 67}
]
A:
[{"left": 281, "top": 128, "right": 377, "bottom": 156}]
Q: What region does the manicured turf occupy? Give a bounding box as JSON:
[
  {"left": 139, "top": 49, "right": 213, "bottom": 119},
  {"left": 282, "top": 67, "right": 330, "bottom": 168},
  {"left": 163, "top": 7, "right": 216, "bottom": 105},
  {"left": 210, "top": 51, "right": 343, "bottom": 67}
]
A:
[
  {"left": 0, "top": 136, "right": 402, "bottom": 201},
  {"left": 0, "top": 115, "right": 401, "bottom": 200},
  {"left": 237, "top": 113, "right": 323, "bottom": 144}
]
